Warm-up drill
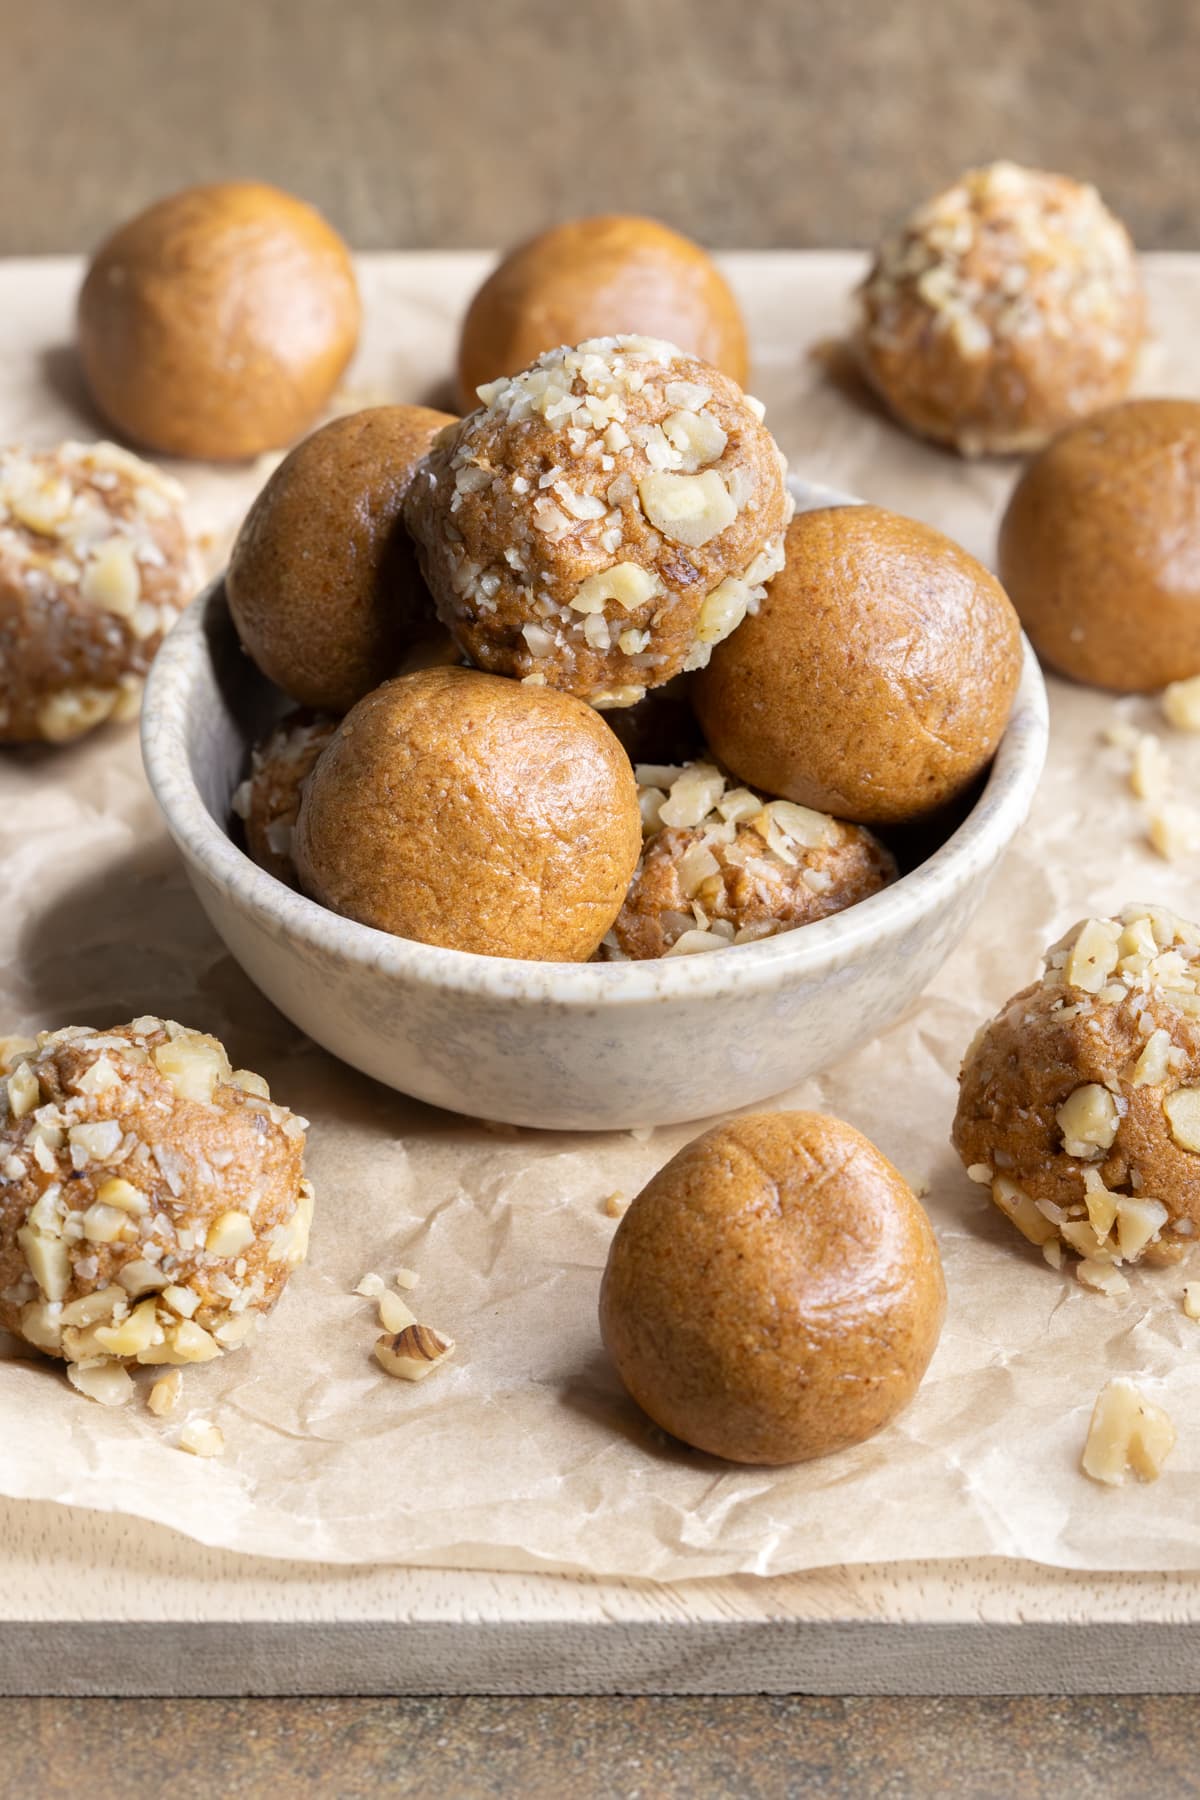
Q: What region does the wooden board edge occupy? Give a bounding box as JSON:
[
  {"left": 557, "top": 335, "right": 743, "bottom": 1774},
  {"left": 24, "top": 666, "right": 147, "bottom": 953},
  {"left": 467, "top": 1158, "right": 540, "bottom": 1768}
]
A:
[{"left": 4, "top": 1618, "right": 1198, "bottom": 1698}]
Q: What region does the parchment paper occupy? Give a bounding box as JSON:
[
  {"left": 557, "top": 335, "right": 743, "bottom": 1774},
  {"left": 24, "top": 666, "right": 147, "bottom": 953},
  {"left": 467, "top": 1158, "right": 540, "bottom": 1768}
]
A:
[{"left": 2, "top": 253, "right": 1200, "bottom": 1578}]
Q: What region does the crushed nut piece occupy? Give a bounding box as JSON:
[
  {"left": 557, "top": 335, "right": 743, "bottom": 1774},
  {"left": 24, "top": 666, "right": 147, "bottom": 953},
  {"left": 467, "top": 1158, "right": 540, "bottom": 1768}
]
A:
[
  {"left": 178, "top": 1418, "right": 225, "bottom": 1458},
  {"left": 147, "top": 1370, "right": 183, "bottom": 1416},
  {"left": 602, "top": 1191, "right": 628, "bottom": 1218},
  {"left": 378, "top": 1290, "right": 417, "bottom": 1334},
  {"left": 67, "top": 1360, "right": 134, "bottom": 1407},
  {"left": 1183, "top": 1283, "right": 1200, "bottom": 1321},
  {"left": 1163, "top": 1086, "right": 1200, "bottom": 1153},
  {"left": 1082, "top": 1377, "right": 1175, "bottom": 1485},
  {"left": 1163, "top": 676, "right": 1200, "bottom": 732},
  {"left": 374, "top": 1324, "right": 456, "bottom": 1382}
]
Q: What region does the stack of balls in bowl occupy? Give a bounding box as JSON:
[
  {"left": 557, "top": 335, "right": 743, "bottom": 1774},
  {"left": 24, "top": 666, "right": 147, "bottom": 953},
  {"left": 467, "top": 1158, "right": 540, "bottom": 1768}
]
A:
[{"left": 1, "top": 166, "right": 1198, "bottom": 1483}]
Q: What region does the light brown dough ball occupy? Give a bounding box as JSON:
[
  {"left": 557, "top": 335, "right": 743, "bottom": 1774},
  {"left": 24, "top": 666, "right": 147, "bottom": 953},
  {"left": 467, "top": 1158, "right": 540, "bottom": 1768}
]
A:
[
  {"left": 694, "top": 505, "right": 1022, "bottom": 826},
  {"left": 0, "top": 440, "right": 199, "bottom": 743},
  {"left": 77, "top": 182, "right": 361, "bottom": 461},
  {"left": 457, "top": 215, "right": 748, "bottom": 411},
  {"left": 998, "top": 400, "right": 1200, "bottom": 692},
  {"left": 600, "top": 1111, "right": 946, "bottom": 1465},
  {"left": 603, "top": 761, "right": 895, "bottom": 959},
  {"left": 226, "top": 405, "right": 455, "bottom": 712},
  {"left": 857, "top": 162, "right": 1145, "bottom": 456},
  {"left": 953, "top": 905, "right": 1200, "bottom": 1287},
  {"left": 0, "top": 1021, "right": 313, "bottom": 1402},
  {"left": 232, "top": 709, "right": 340, "bottom": 886},
  {"left": 294, "top": 666, "right": 641, "bottom": 961},
  {"left": 405, "top": 336, "right": 792, "bottom": 708}
]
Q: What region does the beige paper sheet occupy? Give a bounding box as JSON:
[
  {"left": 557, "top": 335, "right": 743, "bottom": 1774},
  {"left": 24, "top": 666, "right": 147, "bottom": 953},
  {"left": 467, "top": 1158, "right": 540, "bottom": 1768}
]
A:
[{"left": 2, "top": 252, "right": 1200, "bottom": 1578}]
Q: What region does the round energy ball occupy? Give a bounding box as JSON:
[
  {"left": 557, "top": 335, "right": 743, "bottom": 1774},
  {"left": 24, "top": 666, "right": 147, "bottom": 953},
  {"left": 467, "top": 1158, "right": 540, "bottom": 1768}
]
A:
[
  {"left": 998, "top": 400, "right": 1200, "bottom": 692},
  {"left": 600, "top": 1111, "right": 946, "bottom": 1465},
  {"left": 405, "top": 336, "right": 792, "bottom": 709},
  {"left": 602, "top": 761, "right": 895, "bottom": 960},
  {"left": 227, "top": 405, "right": 456, "bottom": 712},
  {"left": 0, "top": 1020, "right": 313, "bottom": 1406},
  {"left": 953, "top": 905, "right": 1200, "bottom": 1292},
  {"left": 457, "top": 214, "right": 749, "bottom": 411},
  {"left": 294, "top": 666, "right": 642, "bottom": 961},
  {"left": 232, "top": 709, "right": 340, "bottom": 886},
  {"left": 694, "top": 505, "right": 1022, "bottom": 826},
  {"left": 0, "top": 440, "right": 199, "bottom": 744},
  {"left": 77, "top": 181, "right": 361, "bottom": 461},
  {"left": 856, "top": 162, "right": 1145, "bottom": 456}
]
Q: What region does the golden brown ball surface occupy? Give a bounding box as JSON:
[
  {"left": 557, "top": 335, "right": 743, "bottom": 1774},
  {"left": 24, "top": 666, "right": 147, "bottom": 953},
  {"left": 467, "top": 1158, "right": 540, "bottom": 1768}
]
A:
[
  {"left": 856, "top": 162, "right": 1144, "bottom": 456},
  {"left": 0, "top": 1021, "right": 313, "bottom": 1385},
  {"left": 998, "top": 399, "right": 1200, "bottom": 692},
  {"left": 405, "top": 337, "right": 791, "bottom": 709},
  {"left": 953, "top": 905, "right": 1200, "bottom": 1280},
  {"left": 232, "top": 709, "right": 340, "bottom": 886},
  {"left": 694, "top": 505, "right": 1022, "bottom": 826},
  {"left": 457, "top": 214, "right": 748, "bottom": 411},
  {"left": 604, "top": 760, "right": 895, "bottom": 959},
  {"left": 77, "top": 181, "right": 361, "bottom": 461},
  {"left": 0, "top": 440, "right": 199, "bottom": 743},
  {"left": 294, "top": 666, "right": 642, "bottom": 961},
  {"left": 599, "top": 1111, "right": 946, "bottom": 1465},
  {"left": 226, "top": 405, "right": 454, "bottom": 712}
]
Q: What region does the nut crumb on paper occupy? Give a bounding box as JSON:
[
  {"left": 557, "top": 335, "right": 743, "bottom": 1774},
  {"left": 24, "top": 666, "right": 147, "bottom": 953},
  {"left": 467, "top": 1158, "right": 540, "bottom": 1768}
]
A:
[
  {"left": 1082, "top": 1377, "right": 1175, "bottom": 1486},
  {"left": 178, "top": 1418, "right": 224, "bottom": 1459}
]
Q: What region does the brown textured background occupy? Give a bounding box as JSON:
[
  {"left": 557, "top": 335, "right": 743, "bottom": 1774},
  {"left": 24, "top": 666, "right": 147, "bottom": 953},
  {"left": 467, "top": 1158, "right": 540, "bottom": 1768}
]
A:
[
  {"left": 6, "top": 0, "right": 1200, "bottom": 1788},
  {"left": 2, "top": 0, "right": 1198, "bottom": 256}
]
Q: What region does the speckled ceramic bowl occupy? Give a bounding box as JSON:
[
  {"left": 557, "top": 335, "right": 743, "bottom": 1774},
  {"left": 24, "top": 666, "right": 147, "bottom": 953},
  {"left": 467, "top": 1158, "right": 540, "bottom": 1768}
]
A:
[{"left": 142, "top": 483, "right": 1048, "bottom": 1131}]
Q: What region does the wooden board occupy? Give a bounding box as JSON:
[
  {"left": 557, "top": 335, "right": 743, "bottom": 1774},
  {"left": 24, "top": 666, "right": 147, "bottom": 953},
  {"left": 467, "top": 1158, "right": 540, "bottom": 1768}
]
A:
[
  {"left": 5, "top": 250, "right": 1200, "bottom": 1696},
  {"left": 3, "top": 1496, "right": 1199, "bottom": 1696}
]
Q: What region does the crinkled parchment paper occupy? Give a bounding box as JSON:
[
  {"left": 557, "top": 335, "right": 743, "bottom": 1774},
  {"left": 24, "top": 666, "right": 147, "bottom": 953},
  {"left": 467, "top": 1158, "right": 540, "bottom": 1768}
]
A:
[{"left": 2, "top": 254, "right": 1200, "bottom": 1578}]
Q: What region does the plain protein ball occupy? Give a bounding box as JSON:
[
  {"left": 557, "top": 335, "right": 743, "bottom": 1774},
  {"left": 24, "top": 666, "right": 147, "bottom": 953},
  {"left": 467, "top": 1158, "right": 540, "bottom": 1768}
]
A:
[
  {"left": 694, "top": 505, "right": 1022, "bottom": 826},
  {"left": 0, "top": 1020, "right": 313, "bottom": 1406},
  {"left": 0, "top": 440, "right": 199, "bottom": 744},
  {"left": 294, "top": 665, "right": 642, "bottom": 961},
  {"left": 231, "top": 709, "right": 340, "bottom": 887},
  {"left": 599, "top": 1111, "right": 946, "bottom": 1465},
  {"left": 953, "top": 905, "right": 1200, "bottom": 1294},
  {"left": 405, "top": 336, "right": 792, "bottom": 709},
  {"left": 998, "top": 399, "right": 1200, "bottom": 692},
  {"left": 226, "top": 405, "right": 456, "bottom": 712},
  {"left": 856, "top": 161, "right": 1145, "bottom": 456},
  {"left": 602, "top": 761, "right": 896, "bottom": 959},
  {"left": 77, "top": 181, "right": 361, "bottom": 461},
  {"left": 456, "top": 214, "right": 749, "bottom": 411}
]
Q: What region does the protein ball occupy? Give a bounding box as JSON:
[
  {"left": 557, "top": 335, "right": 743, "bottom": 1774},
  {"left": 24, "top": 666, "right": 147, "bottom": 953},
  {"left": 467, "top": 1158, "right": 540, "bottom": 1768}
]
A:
[
  {"left": 0, "top": 1021, "right": 313, "bottom": 1406},
  {"left": 231, "top": 709, "right": 340, "bottom": 886},
  {"left": 856, "top": 162, "right": 1145, "bottom": 457},
  {"left": 600, "top": 1111, "right": 946, "bottom": 1465},
  {"left": 226, "top": 405, "right": 456, "bottom": 712},
  {"left": 294, "top": 666, "right": 642, "bottom": 961},
  {"left": 953, "top": 905, "right": 1200, "bottom": 1293},
  {"left": 602, "top": 761, "right": 895, "bottom": 960},
  {"left": 998, "top": 400, "right": 1200, "bottom": 692},
  {"left": 694, "top": 506, "right": 1022, "bottom": 827},
  {"left": 77, "top": 181, "right": 361, "bottom": 462},
  {"left": 404, "top": 336, "right": 793, "bottom": 709},
  {"left": 0, "top": 440, "right": 199, "bottom": 744},
  {"left": 457, "top": 214, "right": 749, "bottom": 411}
]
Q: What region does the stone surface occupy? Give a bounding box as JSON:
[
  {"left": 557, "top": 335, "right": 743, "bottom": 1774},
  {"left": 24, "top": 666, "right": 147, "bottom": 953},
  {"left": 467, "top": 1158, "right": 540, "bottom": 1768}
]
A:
[
  {"left": 6, "top": 1693, "right": 1200, "bottom": 1796},
  {"left": 1, "top": 0, "right": 1198, "bottom": 254}
]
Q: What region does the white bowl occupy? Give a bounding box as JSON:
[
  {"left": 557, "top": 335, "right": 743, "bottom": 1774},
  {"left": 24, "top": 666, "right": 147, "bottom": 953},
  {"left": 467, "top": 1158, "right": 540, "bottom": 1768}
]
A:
[{"left": 142, "top": 489, "right": 1048, "bottom": 1132}]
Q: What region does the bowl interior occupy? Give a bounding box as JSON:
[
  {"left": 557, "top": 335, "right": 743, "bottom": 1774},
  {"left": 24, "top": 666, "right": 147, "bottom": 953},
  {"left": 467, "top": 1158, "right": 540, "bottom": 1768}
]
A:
[{"left": 144, "top": 487, "right": 1050, "bottom": 1010}]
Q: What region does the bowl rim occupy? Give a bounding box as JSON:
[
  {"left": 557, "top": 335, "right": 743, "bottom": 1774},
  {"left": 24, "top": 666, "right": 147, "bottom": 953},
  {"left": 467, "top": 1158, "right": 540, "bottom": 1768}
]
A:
[{"left": 142, "top": 527, "right": 1049, "bottom": 1013}]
